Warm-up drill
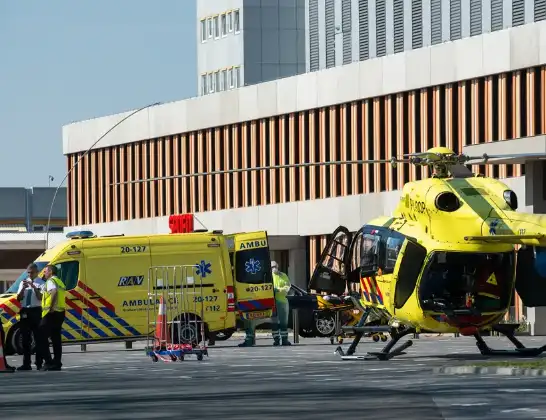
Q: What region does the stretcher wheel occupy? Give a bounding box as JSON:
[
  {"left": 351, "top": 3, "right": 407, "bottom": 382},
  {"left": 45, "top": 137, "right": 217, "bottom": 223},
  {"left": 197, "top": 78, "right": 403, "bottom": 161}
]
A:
[
  {"left": 151, "top": 354, "right": 158, "bottom": 362},
  {"left": 197, "top": 353, "right": 204, "bottom": 361},
  {"left": 381, "top": 334, "right": 388, "bottom": 342},
  {"left": 170, "top": 354, "right": 177, "bottom": 362},
  {"left": 373, "top": 334, "right": 380, "bottom": 342},
  {"left": 178, "top": 354, "right": 185, "bottom": 361}
]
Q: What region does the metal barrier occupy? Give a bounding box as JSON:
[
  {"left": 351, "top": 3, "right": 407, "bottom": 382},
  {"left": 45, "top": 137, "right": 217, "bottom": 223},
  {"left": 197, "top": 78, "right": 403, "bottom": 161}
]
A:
[{"left": 145, "top": 265, "right": 208, "bottom": 362}]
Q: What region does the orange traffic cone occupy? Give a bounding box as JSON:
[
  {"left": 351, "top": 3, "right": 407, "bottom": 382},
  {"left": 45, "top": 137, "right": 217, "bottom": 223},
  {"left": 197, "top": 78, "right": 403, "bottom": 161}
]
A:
[
  {"left": 154, "top": 296, "right": 169, "bottom": 350},
  {"left": 0, "top": 332, "right": 14, "bottom": 373}
]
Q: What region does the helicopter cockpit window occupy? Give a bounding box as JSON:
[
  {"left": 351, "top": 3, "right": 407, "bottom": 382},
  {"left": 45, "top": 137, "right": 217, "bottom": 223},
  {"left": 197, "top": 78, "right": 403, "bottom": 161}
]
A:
[
  {"left": 360, "top": 234, "right": 379, "bottom": 268},
  {"left": 385, "top": 237, "right": 404, "bottom": 271}
]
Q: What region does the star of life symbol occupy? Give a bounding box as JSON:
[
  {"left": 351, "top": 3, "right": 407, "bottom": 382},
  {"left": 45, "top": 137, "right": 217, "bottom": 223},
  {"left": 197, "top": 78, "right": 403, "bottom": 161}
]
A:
[
  {"left": 489, "top": 219, "right": 499, "bottom": 235},
  {"left": 195, "top": 260, "right": 212, "bottom": 278},
  {"left": 245, "top": 258, "right": 261, "bottom": 274}
]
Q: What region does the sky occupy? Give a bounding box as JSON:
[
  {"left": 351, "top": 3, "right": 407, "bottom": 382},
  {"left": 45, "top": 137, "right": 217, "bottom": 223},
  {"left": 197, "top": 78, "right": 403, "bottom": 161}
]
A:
[{"left": 0, "top": 0, "right": 197, "bottom": 188}]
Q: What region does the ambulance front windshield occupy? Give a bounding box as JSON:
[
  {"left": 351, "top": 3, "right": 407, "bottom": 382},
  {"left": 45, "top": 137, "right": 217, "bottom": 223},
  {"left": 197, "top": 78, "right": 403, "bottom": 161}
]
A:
[{"left": 5, "top": 261, "right": 49, "bottom": 294}]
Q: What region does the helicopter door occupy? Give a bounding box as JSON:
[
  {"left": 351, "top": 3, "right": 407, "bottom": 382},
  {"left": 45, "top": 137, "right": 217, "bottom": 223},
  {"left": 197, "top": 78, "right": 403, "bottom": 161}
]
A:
[
  {"left": 308, "top": 226, "right": 352, "bottom": 295},
  {"left": 390, "top": 238, "right": 428, "bottom": 311},
  {"left": 515, "top": 246, "right": 546, "bottom": 307}
]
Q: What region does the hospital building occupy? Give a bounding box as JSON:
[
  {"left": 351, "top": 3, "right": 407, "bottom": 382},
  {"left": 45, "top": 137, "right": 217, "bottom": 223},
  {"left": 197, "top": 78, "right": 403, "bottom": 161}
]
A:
[{"left": 62, "top": 0, "right": 546, "bottom": 334}]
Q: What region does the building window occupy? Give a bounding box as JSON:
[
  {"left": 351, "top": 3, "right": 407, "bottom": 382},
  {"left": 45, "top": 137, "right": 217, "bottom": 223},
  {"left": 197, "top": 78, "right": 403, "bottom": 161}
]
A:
[
  {"left": 219, "top": 70, "right": 225, "bottom": 91},
  {"left": 207, "top": 18, "right": 213, "bottom": 38},
  {"left": 234, "top": 10, "right": 240, "bottom": 33},
  {"left": 228, "top": 68, "right": 234, "bottom": 88},
  {"left": 222, "top": 70, "right": 228, "bottom": 90},
  {"left": 214, "top": 15, "right": 220, "bottom": 38},
  {"left": 221, "top": 14, "right": 227, "bottom": 36},
  {"left": 201, "top": 74, "right": 207, "bottom": 95},
  {"left": 200, "top": 19, "right": 207, "bottom": 42},
  {"left": 215, "top": 71, "right": 220, "bottom": 91},
  {"left": 235, "top": 67, "right": 241, "bottom": 87},
  {"left": 208, "top": 73, "right": 214, "bottom": 93},
  {"left": 228, "top": 11, "right": 233, "bottom": 32}
]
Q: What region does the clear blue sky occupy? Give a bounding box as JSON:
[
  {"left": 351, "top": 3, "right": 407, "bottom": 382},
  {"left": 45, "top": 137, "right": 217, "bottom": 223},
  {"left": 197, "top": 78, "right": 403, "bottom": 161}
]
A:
[{"left": 0, "top": 0, "right": 197, "bottom": 188}]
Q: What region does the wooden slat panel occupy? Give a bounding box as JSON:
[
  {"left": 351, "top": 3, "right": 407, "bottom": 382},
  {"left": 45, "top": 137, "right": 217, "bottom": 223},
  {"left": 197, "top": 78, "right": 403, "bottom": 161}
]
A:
[
  {"left": 329, "top": 107, "right": 337, "bottom": 197},
  {"left": 373, "top": 98, "right": 381, "bottom": 192},
  {"left": 527, "top": 69, "right": 535, "bottom": 137},
  {"left": 250, "top": 122, "right": 259, "bottom": 206},
  {"left": 206, "top": 129, "right": 214, "bottom": 211},
  {"left": 190, "top": 133, "right": 197, "bottom": 213},
  {"left": 232, "top": 126, "right": 240, "bottom": 208},
  {"left": 90, "top": 151, "right": 97, "bottom": 223},
  {"left": 385, "top": 96, "right": 393, "bottom": 191},
  {"left": 350, "top": 103, "right": 359, "bottom": 194},
  {"left": 407, "top": 93, "right": 417, "bottom": 182},
  {"left": 319, "top": 109, "right": 327, "bottom": 199},
  {"left": 69, "top": 155, "right": 77, "bottom": 225},
  {"left": 362, "top": 101, "right": 371, "bottom": 193},
  {"left": 241, "top": 124, "right": 248, "bottom": 208},
  {"left": 396, "top": 94, "right": 405, "bottom": 187},
  {"left": 279, "top": 117, "right": 287, "bottom": 203},
  {"left": 340, "top": 105, "right": 348, "bottom": 196},
  {"left": 214, "top": 128, "right": 222, "bottom": 210},
  {"left": 269, "top": 118, "right": 277, "bottom": 204},
  {"left": 309, "top": 111, "right": 317, "bottom": 199},
  {"left": 105, "top": 149, "right": 112, "bottom": 222},
  {"left": 445, "top": 85, "right": 454, "bottom": 151},
  {"left": 470, "top": 80, "right": 480, "bottom": 173},
  {"left": 260, "top": 120, "right": 268, "bottom": 205},
  {"left": 498, "top": 75, "right": 508, "bottom": 179},
  {"left": 181, "top": 135, "right": 189, "bottom": 213},
  {"left": 223, "top": 128, "right": 231, "bottom": 209},
  {"left": 299, "top": 114, "right": 307, "bottom": 201},
  {"left": 173, "top": 136, "right": 181, "bottom": 214},
  {"left": 165, "top": 137, "right": 173, "bottom": 215},
  {"left": 157, "top": 140, "right": 165, "bottom": 216},
  {"left": 120, "top": 146, "right": 127, "bottom": 221},
  {"left": 140, "top": 143, "right": 148, "bottom": 219},
  {"left": 197, "top": 132, "right": 205, "bottom": 212},
  {"left": 288, "top": 115, "right": 297, "bottom": 202},
  {"left": 420, "top": 89, "right": 428, "bottom": 179}
]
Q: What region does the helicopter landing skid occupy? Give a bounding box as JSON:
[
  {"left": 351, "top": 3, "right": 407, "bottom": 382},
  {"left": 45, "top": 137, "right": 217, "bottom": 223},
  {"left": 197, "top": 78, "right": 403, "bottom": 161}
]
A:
[
  {"left": 335, "top": 327, "right": 417, "bottom": 361},
  {"left": 474, "top": 324, "right": 546, "bottom": 357}
]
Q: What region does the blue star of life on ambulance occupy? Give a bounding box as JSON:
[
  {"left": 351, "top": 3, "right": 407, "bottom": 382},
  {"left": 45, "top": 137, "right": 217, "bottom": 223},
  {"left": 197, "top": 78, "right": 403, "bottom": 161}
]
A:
[
  {"left": 245, "top": 258, "right": 261, "bottom": 275},
  {"left": 195, "top": 260, "right": 212, "bottom": 278}
]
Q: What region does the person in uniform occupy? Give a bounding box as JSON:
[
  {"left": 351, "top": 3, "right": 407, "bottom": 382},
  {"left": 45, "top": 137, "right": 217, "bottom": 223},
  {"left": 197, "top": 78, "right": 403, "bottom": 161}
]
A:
[
  {"left": 270, "top": 261, "right": 292, "bottom": 346},
  {"left": 16, "top": 263, "right": 45, "bottom": 371},
  {"left": 37, "top": 265, "right": 66, "bottom": 371}
]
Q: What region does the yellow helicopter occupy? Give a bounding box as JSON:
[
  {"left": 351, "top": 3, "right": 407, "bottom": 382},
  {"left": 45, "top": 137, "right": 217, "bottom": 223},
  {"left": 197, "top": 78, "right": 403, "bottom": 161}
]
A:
[
  {"left": 118, "top": 145, "right": 546, "bottom": 361},
  {"left": 307, "top": 146, "right": 546, "bottom": 361}
]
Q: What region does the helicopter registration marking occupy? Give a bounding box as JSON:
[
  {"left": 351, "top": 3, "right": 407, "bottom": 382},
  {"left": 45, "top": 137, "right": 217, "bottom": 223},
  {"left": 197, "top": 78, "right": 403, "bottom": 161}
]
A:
[{"left": 407, "top": 197, "right": 427, "bottom": 214}]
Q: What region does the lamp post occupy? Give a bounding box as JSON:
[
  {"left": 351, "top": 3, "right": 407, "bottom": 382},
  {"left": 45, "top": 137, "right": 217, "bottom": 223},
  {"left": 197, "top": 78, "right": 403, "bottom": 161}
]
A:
[{"left": 45, "top": 101, "right": 161, "bottom": 249}]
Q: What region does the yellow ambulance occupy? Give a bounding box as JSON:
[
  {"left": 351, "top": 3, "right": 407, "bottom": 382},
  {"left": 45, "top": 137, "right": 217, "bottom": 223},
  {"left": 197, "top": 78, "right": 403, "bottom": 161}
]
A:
[{"left": 0, "top": 229, "right": 276, "bottom": 355}]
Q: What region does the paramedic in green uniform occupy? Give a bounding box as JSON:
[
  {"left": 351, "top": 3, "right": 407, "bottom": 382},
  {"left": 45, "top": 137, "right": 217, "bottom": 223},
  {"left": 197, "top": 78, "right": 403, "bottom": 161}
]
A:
[{"left": 270, "top": 261, "right": 291, "bottom": 346}]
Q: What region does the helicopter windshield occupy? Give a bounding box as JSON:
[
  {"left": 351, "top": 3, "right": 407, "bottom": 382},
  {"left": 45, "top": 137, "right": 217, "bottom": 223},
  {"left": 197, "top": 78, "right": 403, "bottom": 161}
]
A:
[{"left": 419, "top": 251, "right": 514, "bottom": 313}]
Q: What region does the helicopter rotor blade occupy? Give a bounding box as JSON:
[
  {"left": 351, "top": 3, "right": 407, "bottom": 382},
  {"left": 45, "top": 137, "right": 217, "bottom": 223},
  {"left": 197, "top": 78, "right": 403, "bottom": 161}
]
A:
[
  {"left": 111, "top": 158, "right": 412, "bottom": 186},
  {"left": 464, "top": 152, "right": 546, "bottom": 164}
]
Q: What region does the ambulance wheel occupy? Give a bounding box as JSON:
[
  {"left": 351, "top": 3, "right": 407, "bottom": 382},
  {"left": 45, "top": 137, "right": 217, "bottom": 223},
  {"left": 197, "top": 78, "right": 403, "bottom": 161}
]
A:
[
  {"left": 381, "top": 334, "right": 388, "bottom": 342},
  {"left": 178, "top": 355, "right": 185, "bottom": 361},
  {"left": 373, "top": 334, "right": 380, "bottom": 342}
]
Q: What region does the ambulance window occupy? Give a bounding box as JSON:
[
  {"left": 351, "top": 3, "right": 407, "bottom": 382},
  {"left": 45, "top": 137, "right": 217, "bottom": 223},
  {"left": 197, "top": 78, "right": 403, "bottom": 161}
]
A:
[
  {"left": 54, "top": 261, "right": 79, "bottom": 290},
  {"left": 235, "top": 248, "right": 273, "bottom": 285}
]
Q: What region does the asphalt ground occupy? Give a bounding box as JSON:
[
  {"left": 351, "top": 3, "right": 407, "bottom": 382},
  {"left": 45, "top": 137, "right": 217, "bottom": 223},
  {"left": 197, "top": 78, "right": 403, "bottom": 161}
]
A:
[{"left": 2, "top": 334, "right": 546, "bottom": 419}]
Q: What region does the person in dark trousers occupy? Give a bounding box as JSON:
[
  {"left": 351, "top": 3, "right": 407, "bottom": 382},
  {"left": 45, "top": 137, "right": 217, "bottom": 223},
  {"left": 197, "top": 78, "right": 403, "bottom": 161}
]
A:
[
  {"left": 37, "top": 265, "right": 66, "bottom": 371},
  {"left": 0, "top": 318, "right": 15, "bottom": 372},
  {"left": 16, "top": 263, "right": 45, "bottom": 371}
]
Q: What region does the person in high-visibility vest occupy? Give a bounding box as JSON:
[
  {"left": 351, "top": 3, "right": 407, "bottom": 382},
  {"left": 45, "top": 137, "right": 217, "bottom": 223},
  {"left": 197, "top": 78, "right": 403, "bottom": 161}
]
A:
[
  {"left": 271, "top": 261, "right": 291, "bottom": 346},
  {"left": 37, "top": 264, "right": 66, "bottom": 371}
]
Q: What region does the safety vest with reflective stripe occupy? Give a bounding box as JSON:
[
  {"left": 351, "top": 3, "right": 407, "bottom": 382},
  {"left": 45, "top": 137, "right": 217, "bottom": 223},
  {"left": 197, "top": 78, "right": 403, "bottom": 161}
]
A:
[{"left": 41, "top": 276, "right": 66, "bottom": 317}]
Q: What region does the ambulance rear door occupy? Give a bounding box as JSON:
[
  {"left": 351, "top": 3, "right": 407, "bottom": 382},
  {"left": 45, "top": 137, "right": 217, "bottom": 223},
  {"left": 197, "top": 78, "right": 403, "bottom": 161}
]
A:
[{"left": 232, "top": 231, "right": 276, "bottom": 322}]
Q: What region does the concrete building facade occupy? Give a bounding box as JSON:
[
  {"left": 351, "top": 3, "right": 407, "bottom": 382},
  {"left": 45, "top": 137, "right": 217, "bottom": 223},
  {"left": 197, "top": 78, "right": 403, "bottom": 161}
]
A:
[
  {"left": 197, "top": 0, "right": 306, "bottom": 95},
  {"left": 63, "top": 18, "right": 546, "bottom": 331}
]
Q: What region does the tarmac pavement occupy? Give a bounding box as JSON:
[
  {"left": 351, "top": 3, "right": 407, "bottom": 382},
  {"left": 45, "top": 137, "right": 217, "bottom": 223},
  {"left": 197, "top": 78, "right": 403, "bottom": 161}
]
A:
[{"left": 1, "top": 334, "right": 546, "bottom": 419}]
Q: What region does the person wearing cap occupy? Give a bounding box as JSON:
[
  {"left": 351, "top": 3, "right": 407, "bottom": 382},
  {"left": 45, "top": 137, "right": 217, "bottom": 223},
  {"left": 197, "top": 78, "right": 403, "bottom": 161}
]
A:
[{"left": 271, "top": 261, "right": 292, "bottom": 346}]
